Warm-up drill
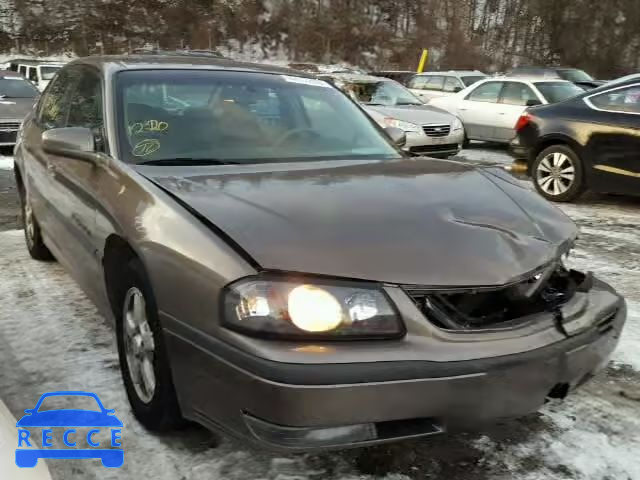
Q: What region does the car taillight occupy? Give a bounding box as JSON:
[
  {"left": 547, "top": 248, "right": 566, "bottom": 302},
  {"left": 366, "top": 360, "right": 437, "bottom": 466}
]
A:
[{"left": 515, "top": 113, "right": 532, "bottom": 132}]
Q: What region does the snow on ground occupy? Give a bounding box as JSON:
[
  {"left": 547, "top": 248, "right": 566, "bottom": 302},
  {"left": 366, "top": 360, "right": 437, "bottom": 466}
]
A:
[
  {"left": 1, "top": 146, "right": 639, "bottom": 479},
  {"left": 0, "top": 156, "right": 13, "bottom": 170}
]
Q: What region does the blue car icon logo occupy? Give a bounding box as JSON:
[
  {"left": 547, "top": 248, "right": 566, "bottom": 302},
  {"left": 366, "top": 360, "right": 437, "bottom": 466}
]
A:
[{"left": 15, "top": 391, "right": 123, "bottom": 468}]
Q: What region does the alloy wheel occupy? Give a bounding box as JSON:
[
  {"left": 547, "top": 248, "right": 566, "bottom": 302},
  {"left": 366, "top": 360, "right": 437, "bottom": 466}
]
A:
[
  {"left": 122, "top": 287, "right": 156, "bottom": 404},
  {"left": 536, "top": 152, "right": 575, "bottom": 196},
  {"left": 24, "top": 197, "right": 35, "bottom": 246}
]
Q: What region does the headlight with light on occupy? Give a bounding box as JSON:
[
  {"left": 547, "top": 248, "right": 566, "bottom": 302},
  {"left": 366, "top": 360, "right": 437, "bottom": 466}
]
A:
[
  {"left": 452, "top": 117, "right": 463, "bottom": 131},
  {"left": 383, "top": 117, "right": 421, "bottom": 133},
  {"left": 222, "top": 276, "right": 404, "bottom": 340}
]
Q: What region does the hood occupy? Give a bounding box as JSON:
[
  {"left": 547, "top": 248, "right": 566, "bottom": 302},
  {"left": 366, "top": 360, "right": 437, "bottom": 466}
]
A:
[
  {"left": 138, "top": 158, "right": 577, "bottom": 287},
  {"left": 0, "top": 97, "right": 36, "bottom": 120},
  {"left": 365, "top": 104, "right": 455, "bottom": 125}
]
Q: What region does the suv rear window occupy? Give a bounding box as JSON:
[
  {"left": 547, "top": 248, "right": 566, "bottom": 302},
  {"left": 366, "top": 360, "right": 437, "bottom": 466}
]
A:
[{"left": 461, "top": 75, "right": 487, "bottom": 87}]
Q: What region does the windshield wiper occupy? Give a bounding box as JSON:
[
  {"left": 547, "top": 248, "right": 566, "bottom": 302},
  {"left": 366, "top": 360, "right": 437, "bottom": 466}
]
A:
[
  {"left": 396, "top": 102, "right": 422, "bottom": 106},
  {"left": 137, "top": 158, "right": 240, "bottom": 166}
]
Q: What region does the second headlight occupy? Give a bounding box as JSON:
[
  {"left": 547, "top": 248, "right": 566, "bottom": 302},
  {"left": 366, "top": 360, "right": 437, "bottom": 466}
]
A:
[{"left": 222, "top": 276, "right": 404, "bottom": 340}]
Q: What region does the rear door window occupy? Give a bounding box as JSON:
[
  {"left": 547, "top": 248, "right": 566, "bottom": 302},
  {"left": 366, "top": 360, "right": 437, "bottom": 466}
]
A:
[
  {"left": 408, "top": 76, "right": 429, "bottom": 90},
  {"left": 466, "top": 81, "right": 503, "bottom": 103},
  {"left": 425, "top": 76, "right": 444, "bottom": 91},
  {"left": 443, "top": 77, "right": 463, "bottom": 92},
  {"left": 588, "top": 85, "right": 640, "bottom": 114},
  {"left": 499, "top": 82, "right": 538, "bottom": 106},
  {"left": 28, "top": 67, "right": 38, "bottom": 83}
]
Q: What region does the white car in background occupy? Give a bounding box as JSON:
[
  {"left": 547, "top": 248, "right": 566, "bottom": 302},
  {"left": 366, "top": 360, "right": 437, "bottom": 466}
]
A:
[
  {"left": 7, "top": 60, "right": 64, "bottom": 91},
  {"left": 407, "top": 70, "right": 487, "bottom": 102},
  {"left": 429, "top": 77, "right": 585, "bottom": 144}
]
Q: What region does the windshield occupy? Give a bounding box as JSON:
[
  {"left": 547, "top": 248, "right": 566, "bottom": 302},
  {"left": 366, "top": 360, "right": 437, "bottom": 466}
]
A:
[
  {"left": 0, "top": 77, "right": 39, "bottom": 98},
  {"left": 40, "top": 66, "right": 61, "bottom": 80},
  {"left": 557, "top": 69, "right": 594, "bottom": 83},
  {"left": 534, "top": 82, "right": 585, "bottom": 103},
  {"left": 461, "top": 75, "right": 487, "bottom": 87},
  {"left": 340, "top": 80, "right": 422, "bottom": 106},
  {"left": 116, "top": 70, "right": 399, "bottom": 164}
]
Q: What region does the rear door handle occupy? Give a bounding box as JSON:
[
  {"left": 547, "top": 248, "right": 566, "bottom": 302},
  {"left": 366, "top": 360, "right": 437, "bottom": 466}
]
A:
[{"left": 46, "top": 162, "right": 57, "bottom": 175}]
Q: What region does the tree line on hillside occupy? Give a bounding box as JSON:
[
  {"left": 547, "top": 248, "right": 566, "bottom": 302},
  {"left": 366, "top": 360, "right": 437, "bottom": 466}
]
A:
[{"left": 0, "top": 0, "right": 638, "bottom": 78}]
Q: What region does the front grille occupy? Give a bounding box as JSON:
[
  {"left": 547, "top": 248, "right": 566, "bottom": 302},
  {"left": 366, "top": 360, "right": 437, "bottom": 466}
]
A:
[
  {"left": 422, "top": 124, "right": 451, "bottom": 137},
  {"left": 0, "top": 130, "right": 17, "bottom": 143},
  {"left": 0, "top": 122, "right": 20, "bottom": 132},
  {"left": 407, "top": 266, "right": 589, "bottom": 330},
  {"left": 409, "top": 143, "right": 458, "bottom": 154}
]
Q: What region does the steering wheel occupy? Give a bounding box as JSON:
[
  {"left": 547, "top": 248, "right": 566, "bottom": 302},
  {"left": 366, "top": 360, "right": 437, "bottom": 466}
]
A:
[{"left": 273, "top": 128, "right": 319, "bottom": 147}]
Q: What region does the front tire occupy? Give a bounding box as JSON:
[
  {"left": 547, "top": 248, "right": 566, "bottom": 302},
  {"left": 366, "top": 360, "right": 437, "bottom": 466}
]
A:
[
  {"left": 20, "top": 189, "right": 54, "bottom": 261},
  {"left": 532, "top": 145, "right": 585, "bottom": 202},
  {"left": 115, "top": 258, "right": 183, "bottom": 431}
]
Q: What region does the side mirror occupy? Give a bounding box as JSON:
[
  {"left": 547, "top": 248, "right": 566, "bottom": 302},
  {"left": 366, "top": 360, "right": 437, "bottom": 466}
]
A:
[
  {"left": 526, "top": 99, "right": 542, "bottom": 107},
  {"left": 384, "top": 126, "right": 407, "bottom": 147},
  {"left": 42, "top": 127, "right": 95, "bottom": 154},
  {"left": 453, "top": 87, "right": 462, "bottom": 93},
  {"left": 23, "top": 409, "right": 33, "bottom": 414}
]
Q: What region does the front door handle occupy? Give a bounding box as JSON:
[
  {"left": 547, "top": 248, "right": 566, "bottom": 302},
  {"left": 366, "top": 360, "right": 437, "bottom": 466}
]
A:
[{"left": 46, "top": 163, "right": 57, "bottom": 175}]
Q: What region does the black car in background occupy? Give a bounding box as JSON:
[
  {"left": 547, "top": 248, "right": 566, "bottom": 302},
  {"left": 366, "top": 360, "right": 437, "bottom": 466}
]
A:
[
  {"left": 368, "top": 70, "right": 416, "bottom": 85},
  {"left": 512, "top": 77, "right": 640, "bottom": 202},
  {"left": 507, "top": 67, "right": 604, "bottom": 90}
]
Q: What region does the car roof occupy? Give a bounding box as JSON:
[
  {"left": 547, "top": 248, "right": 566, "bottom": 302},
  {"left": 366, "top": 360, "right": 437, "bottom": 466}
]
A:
[
  {"left": 321, "top": 72, "right": 388, "bottom": 83},
  {"left": 373, "top": 70, "right": 415, "bottom": 73},
  {"left": 416, "top": 70, "right": 485, "bottom": 76},
  {"left": 69, "top": 54, "right": 310, "bottom": 77},
  {"left": 475, "top": 76, "right": 573, "bottom": 84},
  {"left": 0, "top": 70, "right": 26, "bottom": 77}
]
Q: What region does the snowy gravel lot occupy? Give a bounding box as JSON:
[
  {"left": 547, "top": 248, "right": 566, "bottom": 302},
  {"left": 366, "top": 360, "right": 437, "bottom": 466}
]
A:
[{"left": 1, "top": 145, "right": 639, "bottom": 480}]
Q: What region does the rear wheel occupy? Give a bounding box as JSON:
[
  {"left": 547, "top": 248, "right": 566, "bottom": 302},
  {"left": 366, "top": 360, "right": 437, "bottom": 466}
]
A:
[
  {"left": 115, "top": 258, "right": 184, "bottom": 431},
  {"left": 532, "top": 145, "right": 585, "bottom": 202},
  {"left": 20, "top": 188, "right": 54, "bottom": 261}
]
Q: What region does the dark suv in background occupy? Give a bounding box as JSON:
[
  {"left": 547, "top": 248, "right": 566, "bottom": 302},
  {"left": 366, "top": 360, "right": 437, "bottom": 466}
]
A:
[{"left": 507, "top": 67, "right": 604, "bottom": 90}]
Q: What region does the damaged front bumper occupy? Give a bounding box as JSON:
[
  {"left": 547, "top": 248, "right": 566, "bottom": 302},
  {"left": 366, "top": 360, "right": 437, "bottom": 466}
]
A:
[{"left": 163, "top": 274, "right": 625, "bottom": 451}]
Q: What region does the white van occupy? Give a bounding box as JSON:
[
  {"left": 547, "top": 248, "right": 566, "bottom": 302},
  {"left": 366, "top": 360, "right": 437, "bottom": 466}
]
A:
[{"left": 8, "top": 60, "right": 64, "bottom": 91}]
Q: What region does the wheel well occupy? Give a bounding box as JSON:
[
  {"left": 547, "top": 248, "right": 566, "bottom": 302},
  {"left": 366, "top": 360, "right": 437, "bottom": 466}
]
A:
[
  {"left": 528, "top": 137, "right": 580, "bottom": 175},
  {"left": 103, "top": 234, "right": 138, "bottom": 317},
  {"left": 14, "top": 165, "right": 24, "bottom": 197}
]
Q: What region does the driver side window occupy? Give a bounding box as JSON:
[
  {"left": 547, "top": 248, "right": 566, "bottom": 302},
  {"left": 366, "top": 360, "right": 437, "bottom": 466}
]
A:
[
  {"left": 38, "top": 69, "right": 74, "bottom": 130},
  {"left": 300, "top": 93, "right": 352, "bottom": 142}
]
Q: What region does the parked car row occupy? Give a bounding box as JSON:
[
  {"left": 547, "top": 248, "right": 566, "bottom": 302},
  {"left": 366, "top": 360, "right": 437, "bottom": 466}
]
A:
[{"left": 7, "top": 59, "right": 64, "bottom": 91}]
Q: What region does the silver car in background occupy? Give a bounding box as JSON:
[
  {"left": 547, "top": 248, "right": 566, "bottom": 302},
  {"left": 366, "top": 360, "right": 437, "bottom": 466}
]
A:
[
  {"left": 324, "top": 74, "right": 464, "bottom": 157},
  {"left": 407, "top": 70, "right": 487, "bottom": 102},
  {"left": 0, "top": 71, "right": 39, "bottom": 146}
]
